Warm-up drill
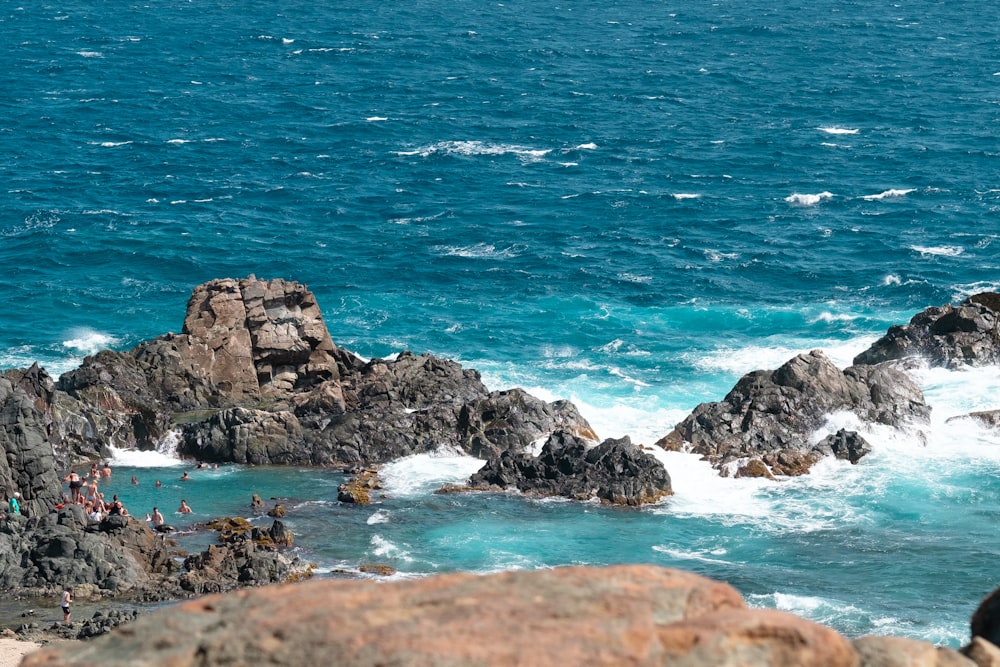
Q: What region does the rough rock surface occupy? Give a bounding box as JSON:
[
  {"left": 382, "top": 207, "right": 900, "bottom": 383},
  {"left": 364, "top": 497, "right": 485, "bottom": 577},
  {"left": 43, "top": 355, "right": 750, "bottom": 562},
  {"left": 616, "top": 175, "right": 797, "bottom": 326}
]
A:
[
  {"left": 853, "top": 635, "right": 975, "bottom": 666},
  {"left": 467, "top": 432, "right": 672, "bottom": 505},
  {"left": 51, "top": 277, "right": 596, "bottom": 468},
  {"left": 22, "top": 565, "right": 752, "bottom": 667},
  {"left": 0, "top": 508, "right": 172, "bottom": 594},
  {"left": 657, "top": 349, "right": 929, "bottom": 475},
  {"left": 854, "top": 292, "right": 1000, "bottom": 368}
]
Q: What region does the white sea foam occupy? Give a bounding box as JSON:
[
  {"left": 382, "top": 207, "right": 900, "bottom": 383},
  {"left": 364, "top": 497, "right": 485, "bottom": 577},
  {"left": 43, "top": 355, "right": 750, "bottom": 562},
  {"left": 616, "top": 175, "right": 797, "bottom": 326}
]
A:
[
  {"left": 370, "top": 534, "right": 414, "bottom": 562},
  {"left": 883, "top": 274, "right": 902, "bottom": 286},
  {"left": 651, "top": 546, "right": 731, "bottom": 565},
  {"left": 166, "top": 138, "right": 191, "bottom": 144},
  {"left": 950, "top": 281, "right": 1000, "bottom": 301},
  {"left": 367, "top": 510, "right": 390, "bottom": 525},
  {"left": 785, "top": 191, "right": 833, "bottom": 206},
  {"left": 435, "top": 243, "right": 519, "bottom": 259},
  {"left": 694, "top": 335, "right": 879, "bottom": 377},
  {"left": 379, "top": 447, "right": 485, "bottom": 498},
  {"left": 861, "top": 188, "right": 915, "bottom": 201},
  {"left": 366, "top": 116, "right": 388, "bottom": 122},
  {"left": 817, "top": 126, "right": 859, "bottom": 135},
  {"left": 396, "top": 140, "right": 551, "bottom": 161},
  {"left": 78, "top": 51, "right": 103, "bottom": 58},
  {"left": 95, "top": 141, "right": 132, "bottom": 147},
  {"left": 107, "top": 431, "right": 184, "bottom": 467},
  {"left": 672, "top": 193, "right": 700, "bottom": 200},
  {"left": 61, "top": 328, "right": 117, "bottom": 355},
  {"left": 910, "top": 245, "right": 964, "bottom": 257}
]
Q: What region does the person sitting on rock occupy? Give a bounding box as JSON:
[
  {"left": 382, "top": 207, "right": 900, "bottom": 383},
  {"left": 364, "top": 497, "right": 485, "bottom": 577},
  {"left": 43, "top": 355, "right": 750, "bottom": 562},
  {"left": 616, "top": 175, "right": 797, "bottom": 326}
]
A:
[
  {"left": 178, "top": 499, "right": 193, "bottom": 514},
  {"left": 88, "top": 504, "right": 103, "bottom": 523}
]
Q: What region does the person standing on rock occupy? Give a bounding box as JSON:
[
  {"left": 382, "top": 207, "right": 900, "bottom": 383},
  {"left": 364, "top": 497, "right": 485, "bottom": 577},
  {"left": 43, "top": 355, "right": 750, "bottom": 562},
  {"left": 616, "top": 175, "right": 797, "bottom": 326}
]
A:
[
  {"left": 65, "top": 471, "right": 83, "bottom": 504},
  {"left": 8, "top": 492, "right": 20, "bottom": 515},
  {"left": 61, "top": 587, "right": 72, "bottom": 625}
]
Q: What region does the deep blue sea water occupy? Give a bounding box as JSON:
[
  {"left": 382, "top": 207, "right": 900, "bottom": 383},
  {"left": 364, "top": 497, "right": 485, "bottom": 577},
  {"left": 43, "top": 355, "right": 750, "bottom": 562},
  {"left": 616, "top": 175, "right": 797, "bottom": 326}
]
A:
[{"left": 4, "top": 0, "right": 1000, "bottom": 647}]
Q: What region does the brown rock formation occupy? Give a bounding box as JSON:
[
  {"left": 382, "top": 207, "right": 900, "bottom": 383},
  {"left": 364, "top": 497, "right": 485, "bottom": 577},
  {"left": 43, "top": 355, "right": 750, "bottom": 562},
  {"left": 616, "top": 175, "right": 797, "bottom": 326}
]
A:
[{"left": 23, "top": 565, "right": 748, "bottom": 666}]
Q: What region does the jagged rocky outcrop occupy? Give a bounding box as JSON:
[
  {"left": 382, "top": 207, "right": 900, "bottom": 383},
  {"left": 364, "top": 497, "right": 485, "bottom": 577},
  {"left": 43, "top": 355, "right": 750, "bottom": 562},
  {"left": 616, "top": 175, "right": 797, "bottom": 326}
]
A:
[
  {"left": 52, "top": 277, "right": 597, "bottom": 468},
  {"left": 854, "top": 292, "right": 1000, "bottom": 368},
  {"left": 657, "top": 349, "right": 929, "bottom": 476},
  {"left": 466, "top": 432, "right": 672, "bottom": 506},
  {"left": 21, "top": 564, "right": 987, "bottom": 667},
  {"left": 0, "top": 508, "right": 172, "bottom": 594}
]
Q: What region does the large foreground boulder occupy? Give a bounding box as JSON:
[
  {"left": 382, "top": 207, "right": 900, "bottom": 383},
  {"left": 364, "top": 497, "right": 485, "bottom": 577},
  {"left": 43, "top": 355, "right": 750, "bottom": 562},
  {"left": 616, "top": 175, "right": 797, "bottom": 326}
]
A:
[
  {"left": 23, "top": 564, "right": 823, "bottom": 667},
  {"left": 854, "top": 292, "right": 1000, "bottom": 368},
  {"left": 468, "top": 432, "right": 672, "bottom": 505},
  {"left": 657, "top": 349, "right": 929, "bottom": 476}
]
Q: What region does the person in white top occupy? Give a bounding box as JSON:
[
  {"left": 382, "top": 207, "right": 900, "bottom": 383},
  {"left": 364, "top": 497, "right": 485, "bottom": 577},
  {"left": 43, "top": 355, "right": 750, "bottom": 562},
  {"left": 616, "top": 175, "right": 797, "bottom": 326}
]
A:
[{"left": 61, "top": 587, "right": 72, "bottom": 624}]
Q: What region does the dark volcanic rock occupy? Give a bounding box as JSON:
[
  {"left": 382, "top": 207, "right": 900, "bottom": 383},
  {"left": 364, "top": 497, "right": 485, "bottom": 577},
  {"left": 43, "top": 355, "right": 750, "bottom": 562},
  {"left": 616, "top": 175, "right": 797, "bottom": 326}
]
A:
[
  {"left": 468, "top": 432, "right": 672, "bottom": 505},
  {"left": 657, "top": 350, "right": 928, "bottom": 475},
  {"left": 814, "top": 429, "right": 872, "bottom": 464},
  {"left": 47, "top": 277, "right": 596, "bottom": 468},
  {"left": 854, "top": 292, "right": 1000, "bottom": 368}
]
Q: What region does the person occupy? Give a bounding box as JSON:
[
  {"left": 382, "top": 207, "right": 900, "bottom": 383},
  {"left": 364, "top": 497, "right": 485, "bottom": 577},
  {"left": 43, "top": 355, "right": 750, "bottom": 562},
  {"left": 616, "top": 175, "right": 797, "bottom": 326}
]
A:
[
  {"left": 180, "top": 471, "right": 190, "bottom": 481},
  {"left": 88, "top": 463, "right": 99, "bottom": 479},
  {"left": 8, "top": 492, "right": 20, "bottom": 515},
  {"left": 152, "top": 507, "right": 165, "bottom": 527},
  {"left": 178, "top": 499, "right": 192, "bottom": 514},
  {"left": 155, "top": 479, "right": 162, "bottom": 488},
  {"left": 61, "top": 587, "right": 72, "bottom": 624},
  {"left": 65, "top": 471, "right": 83, "bottom": 504},
  {"left": 131, "top": 475, "right": 138, "bottom": 485},
  {"left": 100, "top": 463, "right": 112, "bottom": 479},
  {"left": 88, "top": 505, "right": 103, "bottom": 523}
]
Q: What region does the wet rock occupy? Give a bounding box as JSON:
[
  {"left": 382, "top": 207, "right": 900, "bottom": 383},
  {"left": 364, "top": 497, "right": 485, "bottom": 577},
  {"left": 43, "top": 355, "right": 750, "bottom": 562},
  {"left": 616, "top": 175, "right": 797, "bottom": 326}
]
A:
[
  {"left": 658, "top": 350, "right": 928, "bottom": 475},
  {"left": 814, "top": 429, "right": 872, "bottom": 464},
  {"left": 854, "top": 293, "right": 1000, "bottom": 368},
  {"left": 338, "top": 469, "right": 382, "bottom": 504},
  {"left": 468, "top": 432, "right": 672, "bottom": 505},
  {"left": 961, "top": 637, "right": 1000, "bottom": 667}
]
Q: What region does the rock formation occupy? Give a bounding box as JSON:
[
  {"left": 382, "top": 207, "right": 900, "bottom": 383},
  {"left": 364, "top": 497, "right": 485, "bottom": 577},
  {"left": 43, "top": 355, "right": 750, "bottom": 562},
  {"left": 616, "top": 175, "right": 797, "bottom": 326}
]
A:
[
  {"left": 467, "top": 431, "right": 673, "bottom": 505},
  {"left": 52, "top": 277, "right": 597, "bottom": 472},
  {"left": 854, "top": 292, "right": 1000, "bottom": 368},
  {"left": 20, "top": 564, "right": 985, "bottom": 667},
  {"left": 657, "top": 349, "right": 929, "bottom": 476}
]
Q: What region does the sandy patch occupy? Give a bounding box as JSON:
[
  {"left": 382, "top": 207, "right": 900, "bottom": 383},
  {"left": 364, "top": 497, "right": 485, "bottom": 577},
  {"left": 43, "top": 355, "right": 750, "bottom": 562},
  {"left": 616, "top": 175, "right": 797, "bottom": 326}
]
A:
[{"left": 0, "top": 638, "right": 40, "bottom": 667}]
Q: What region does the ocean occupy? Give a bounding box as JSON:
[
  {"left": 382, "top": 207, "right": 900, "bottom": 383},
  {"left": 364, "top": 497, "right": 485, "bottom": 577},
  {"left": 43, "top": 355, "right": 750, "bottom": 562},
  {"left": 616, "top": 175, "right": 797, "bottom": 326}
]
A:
[{"left": 3, "top": 0, "right": 1000, "bottom": 647}]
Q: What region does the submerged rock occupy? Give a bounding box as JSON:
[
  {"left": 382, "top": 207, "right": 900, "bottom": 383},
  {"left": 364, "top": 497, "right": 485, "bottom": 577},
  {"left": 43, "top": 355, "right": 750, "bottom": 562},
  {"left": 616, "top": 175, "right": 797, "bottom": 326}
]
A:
[
  {"left": 468, "top": 432, "right": 672, "bottom": 505},
  {"left": 657, "top": 350, "right": 928, "bottom": 476}
]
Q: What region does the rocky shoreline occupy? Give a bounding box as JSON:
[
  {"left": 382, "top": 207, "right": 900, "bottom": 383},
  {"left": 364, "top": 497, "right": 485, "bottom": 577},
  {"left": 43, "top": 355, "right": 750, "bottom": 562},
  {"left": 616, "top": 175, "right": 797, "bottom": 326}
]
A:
[{"left": 3, "top": 277, "right": 1000, "bottom": 662}]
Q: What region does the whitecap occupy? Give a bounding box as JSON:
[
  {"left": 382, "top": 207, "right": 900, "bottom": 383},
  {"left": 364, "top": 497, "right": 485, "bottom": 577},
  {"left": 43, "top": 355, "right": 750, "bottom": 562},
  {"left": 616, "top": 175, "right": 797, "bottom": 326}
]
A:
[
  {"left": 366, "top": 116, "right": 388, "bottom": 122},
  {"left": 435, "top": 243, "right": 518, "bottom": 259},
  {"left": 77, "top": 51, "right": 103, "bottom": 58},
  {"left": 366, "top": 510, "right": 390, "bottom": 525},
  {"left": 652, "top": 545, "right": 731, "bottom": 565},
  {"left": 95, "top": 141, "right": 132, "bottom": 147},
  {"left": 910, "top": 245, "right": 963, "bottom": 257},
  {"left": 370, "top": 534, "right": 414, "bottom": 562},
  {"left": 883, "top": 274, "right": 901, "bottom": 286},
  {"left": 397, "top": 140, "right": 550, "bottom": 161},
  {"left": 861, "top": 188, "right": 915, "bottom": 201},
  {"left": 379, "top": 447, "right": 485, "bottom": 498},
  {"left": 817, "top": 126, "right": 859, "bottom": 135},
  {"left": 785, "top": 191, "right": 833, "bottom": 206},
  {"left": 672, "top": 193, "right": 700, "bottom": 200},
  {"left": 166, "top": 138, "right": 191, "bottom": 144},
  {"left": 61, "top": 328, "right": 117, "bottom": 355}
]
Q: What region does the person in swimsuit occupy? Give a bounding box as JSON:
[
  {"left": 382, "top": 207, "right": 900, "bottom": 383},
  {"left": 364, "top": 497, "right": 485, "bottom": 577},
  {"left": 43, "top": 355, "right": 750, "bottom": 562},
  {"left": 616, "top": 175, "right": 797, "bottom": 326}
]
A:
[
  {"left": 178, "top": 499, "right": 192, "bottom": 514},
  {"left": 61, "top": 587, "right": 72, "bottom": 624},
  {"left": 65, "top": 471, "right": 83, "bottom": 504}
]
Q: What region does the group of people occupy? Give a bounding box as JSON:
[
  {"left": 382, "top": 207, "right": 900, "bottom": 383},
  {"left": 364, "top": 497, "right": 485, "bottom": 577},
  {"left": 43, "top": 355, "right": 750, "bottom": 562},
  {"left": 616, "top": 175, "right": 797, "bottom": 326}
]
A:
[{"left": 60, "top": 463, "right": 197, "bottom": 523}]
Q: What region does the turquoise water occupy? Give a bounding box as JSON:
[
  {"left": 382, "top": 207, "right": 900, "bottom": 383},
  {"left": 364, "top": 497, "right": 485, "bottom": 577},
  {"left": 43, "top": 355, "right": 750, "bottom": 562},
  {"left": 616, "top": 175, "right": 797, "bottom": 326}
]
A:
[{"left": 6, "top": 0, "right": 1000, "bottom": 646}]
